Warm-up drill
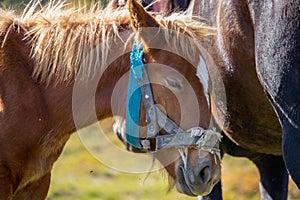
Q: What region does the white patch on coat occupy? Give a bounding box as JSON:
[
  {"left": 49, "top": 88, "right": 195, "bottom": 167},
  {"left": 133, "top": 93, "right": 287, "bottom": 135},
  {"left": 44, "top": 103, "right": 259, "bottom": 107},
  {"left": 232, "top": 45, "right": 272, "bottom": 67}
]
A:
[{"left": 196, "top": 55, "right": 210, "bottom": 107}]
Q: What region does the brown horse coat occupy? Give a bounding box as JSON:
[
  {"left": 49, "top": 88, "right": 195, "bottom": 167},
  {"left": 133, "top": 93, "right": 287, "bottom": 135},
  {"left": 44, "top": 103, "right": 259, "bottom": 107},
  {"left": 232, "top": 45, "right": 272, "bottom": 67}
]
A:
[{"left": 0, "top": 1, "right": 216, "bottom": 198}]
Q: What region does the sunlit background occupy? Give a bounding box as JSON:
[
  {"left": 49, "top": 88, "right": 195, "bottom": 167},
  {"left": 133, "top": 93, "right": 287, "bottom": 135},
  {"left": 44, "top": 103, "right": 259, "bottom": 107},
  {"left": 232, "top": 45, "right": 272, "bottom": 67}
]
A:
[{"left": 1, "top": 0, "right": 299, "bottom": 199}]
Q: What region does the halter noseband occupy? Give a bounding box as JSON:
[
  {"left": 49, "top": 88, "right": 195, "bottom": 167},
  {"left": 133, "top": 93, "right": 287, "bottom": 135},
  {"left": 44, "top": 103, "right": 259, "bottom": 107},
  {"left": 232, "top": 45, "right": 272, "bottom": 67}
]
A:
[{"left": 125, "top": 39, "right": 221, "bottom": 154}]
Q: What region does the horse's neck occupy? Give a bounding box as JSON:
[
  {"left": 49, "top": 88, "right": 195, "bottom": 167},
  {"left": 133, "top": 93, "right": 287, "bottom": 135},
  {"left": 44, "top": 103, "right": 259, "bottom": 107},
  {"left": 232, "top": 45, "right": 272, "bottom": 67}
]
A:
[
  {"left": 41, "top": 53, "right": 130, "bottom": 134},
  {"left": 40, "top": 82, "right": 76, "bottom": 133}
]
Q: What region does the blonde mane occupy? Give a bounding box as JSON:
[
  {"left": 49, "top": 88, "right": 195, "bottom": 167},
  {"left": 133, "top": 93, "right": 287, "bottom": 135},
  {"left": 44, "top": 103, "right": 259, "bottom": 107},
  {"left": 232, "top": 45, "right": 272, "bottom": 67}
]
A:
[{"left": 0, "top": 0, "right": 214, "bottom": 84}]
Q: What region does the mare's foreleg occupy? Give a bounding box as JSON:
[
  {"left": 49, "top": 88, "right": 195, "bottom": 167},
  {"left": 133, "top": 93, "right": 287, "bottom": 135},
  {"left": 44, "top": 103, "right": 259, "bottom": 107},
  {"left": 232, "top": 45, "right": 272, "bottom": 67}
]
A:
[
  {"left": 282, "top": 121, "right": 300, "bottom": 189},
  {"left": 250, "top": 155, "right": 288, "bottom": 200}
]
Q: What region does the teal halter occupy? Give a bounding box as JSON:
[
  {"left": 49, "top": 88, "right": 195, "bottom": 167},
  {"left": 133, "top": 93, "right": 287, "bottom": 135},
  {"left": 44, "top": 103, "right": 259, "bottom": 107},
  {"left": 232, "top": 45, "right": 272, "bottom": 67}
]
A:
[
  {"left": 125, "top": 39, "right": 221, "bottom": 153},
  {"left": 125, "top": 40, "right": 144, "bottom": 148}
]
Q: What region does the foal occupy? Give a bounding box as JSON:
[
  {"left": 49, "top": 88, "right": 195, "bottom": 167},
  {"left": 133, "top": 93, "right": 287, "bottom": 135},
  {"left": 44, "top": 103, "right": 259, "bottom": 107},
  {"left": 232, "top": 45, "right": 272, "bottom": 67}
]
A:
[{"left": 0, "top": 0, "right": 219, "bottom": 198}]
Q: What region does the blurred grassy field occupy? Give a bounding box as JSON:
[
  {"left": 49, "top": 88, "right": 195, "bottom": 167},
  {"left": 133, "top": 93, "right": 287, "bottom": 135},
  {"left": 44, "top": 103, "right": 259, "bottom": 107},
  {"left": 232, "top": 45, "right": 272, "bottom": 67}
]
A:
[{"left": 47, "top": 120, "right": 300, "bottom": 200}]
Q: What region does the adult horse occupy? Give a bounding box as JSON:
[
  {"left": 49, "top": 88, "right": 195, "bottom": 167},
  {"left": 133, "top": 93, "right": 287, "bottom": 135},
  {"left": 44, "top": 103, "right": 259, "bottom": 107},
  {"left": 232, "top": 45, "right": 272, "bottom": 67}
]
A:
[
  {"left": 0, "top": 0, "right": 222, "bottom": 198},
  {"left": 193, "top": 1, "right": 300, "bottom": 199},
  {"left": 114, "top": 0, "right": 300, "bottom": 199},
  {"left": 179, "top": 0, "right": 300, "bottom": 199}
]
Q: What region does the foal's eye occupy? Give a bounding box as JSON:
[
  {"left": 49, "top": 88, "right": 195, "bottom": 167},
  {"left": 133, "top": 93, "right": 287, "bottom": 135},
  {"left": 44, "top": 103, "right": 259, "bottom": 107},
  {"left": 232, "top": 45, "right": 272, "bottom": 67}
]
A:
[{"left": 165, "top": 76, "right": 183, "bottom": 91}]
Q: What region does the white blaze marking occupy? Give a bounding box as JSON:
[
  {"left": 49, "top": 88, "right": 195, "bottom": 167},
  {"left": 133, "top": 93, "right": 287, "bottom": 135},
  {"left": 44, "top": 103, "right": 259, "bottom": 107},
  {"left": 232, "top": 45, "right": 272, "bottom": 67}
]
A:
[{"left": 196, "top": 55, "right": 210, "bottom": 107}]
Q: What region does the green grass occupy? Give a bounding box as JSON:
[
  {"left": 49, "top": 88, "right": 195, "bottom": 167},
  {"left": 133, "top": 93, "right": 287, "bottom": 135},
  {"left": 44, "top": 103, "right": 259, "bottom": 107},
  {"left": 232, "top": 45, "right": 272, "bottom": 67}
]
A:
[
  {"left": 47, "top": 135, "right": 194, "bottom": 200},
  {"left": 47, "top": 121, "right": 195, "bottom": 200},
  {"left": 47, "top": 122, "right": 300, "bottom": 200}
]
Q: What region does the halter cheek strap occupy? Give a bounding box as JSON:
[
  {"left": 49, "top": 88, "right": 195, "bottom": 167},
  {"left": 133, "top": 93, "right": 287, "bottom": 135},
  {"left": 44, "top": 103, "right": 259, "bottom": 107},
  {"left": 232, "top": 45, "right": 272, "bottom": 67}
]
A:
[
  {"left": 125, "top": 40, "right": 144, "bottom": 148},
  {"left": 126, "top": 40, "right": 159, "bottom": 149},
  {"left": 125, "top": 39, "right": 222, "bottom": 153}
]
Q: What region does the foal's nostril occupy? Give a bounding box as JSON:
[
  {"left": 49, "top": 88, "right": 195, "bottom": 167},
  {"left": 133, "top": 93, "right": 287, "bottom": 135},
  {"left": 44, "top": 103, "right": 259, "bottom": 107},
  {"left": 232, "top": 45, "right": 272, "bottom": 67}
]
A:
[
  {"left": 199, "top": 166, "right": 211, "bottom": 184},
  {"left": 177, "top": 164, "right": 217, "bottom": 196}
]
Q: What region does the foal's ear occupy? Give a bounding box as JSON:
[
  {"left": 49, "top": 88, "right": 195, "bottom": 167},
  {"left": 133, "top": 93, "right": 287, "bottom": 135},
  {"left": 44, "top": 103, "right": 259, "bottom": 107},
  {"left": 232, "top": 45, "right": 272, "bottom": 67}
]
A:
[{"left": 128, "top": 0, "right": 159, "bottom": 30}]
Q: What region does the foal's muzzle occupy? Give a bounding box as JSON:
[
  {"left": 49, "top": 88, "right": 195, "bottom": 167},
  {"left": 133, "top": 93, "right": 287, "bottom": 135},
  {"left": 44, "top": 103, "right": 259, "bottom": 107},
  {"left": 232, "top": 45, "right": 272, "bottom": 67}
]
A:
[{"left": 176, "top": 156, "right": 221, "bottom": 196}]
